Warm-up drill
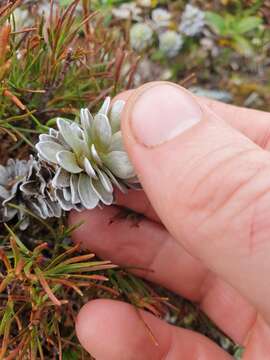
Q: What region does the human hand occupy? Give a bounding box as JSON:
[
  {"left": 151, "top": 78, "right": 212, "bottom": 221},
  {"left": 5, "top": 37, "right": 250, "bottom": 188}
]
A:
[{"left": 70, "top": 82, "right": 270, "bottom": 359}]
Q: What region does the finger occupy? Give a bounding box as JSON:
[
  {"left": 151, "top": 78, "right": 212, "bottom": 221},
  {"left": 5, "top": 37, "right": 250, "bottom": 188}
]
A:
[
  {"left": 198, "top": 97, "right": 270, "bottom": 150},
  {"left": 115, "top": 90, "right": 270, "bottom": 150},
  {"left": 114, "top": 188, "right": 159, "bottom": 222},
  {"left": 76, "top": 299, "right": 232, "bottom": 360},
  {"left": 70, "top": 207, "right": 256, "bottom": 344},
  {"left": 70, "top": 206, "right": 204, "bottom": 300},
  {"left": 121, "top": 81, "right": 270, "bottom": 323},
  {"left": 243, "top": 316, "right": 270, "bottom": 360},
  {"left": 113, "top": 92, "right": 270, "bottom": 221}
]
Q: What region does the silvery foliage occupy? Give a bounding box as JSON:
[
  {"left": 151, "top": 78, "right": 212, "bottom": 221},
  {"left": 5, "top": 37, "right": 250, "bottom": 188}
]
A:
[
  {"left": 158, "top": 30, "right": 184, "bottom": 58},
  {"left": 36, "top": 98, "right": 137, "bottom": 211},
  {"left": 20, "top": 157, "right": 62, "bottom": 220},
  {"left": 0, "top": 157, "right": 61, "bottom": 230},
  {"left": 151, "top": 8, "right": 171, "bottom": 29},
  {"left": 179, "top": 4, "right": 205, "bottom": 37},
  {"left": 0, "top": 158, "right": 30, "bottom": 229},
  {"left": 130, "top": 23, "right": 154, "bottom": 51}
]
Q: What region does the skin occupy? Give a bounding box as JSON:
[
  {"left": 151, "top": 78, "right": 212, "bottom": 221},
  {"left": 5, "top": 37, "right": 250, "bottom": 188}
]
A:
[{"left": 69, "top": 82, "right": 270, "bottom": 359}]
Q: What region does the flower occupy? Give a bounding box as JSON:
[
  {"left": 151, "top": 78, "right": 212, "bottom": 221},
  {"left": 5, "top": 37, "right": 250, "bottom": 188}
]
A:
[
  {"left": 179, "top": 4, "right": 205, "bottom": 37},
  {"left": 130, "top": 23, "right": 154, "bottom": 51},
  {"left": 151, "top": 8, "right": 171, "bottom": 28},
  {"left": 158, "top": 30, "right": 183, "bottom": 58},
  {"left": 112, "top": 2, "right": 142, "bottom": 21},
  {"left": 137, "top": 0, "right": 152, "bottom": 7},
  {"left": 0, "top": 157, "right": 61, "bottom": 229},
  {"left": 36, "top": 98, "right": 137, "bottom": 211}
]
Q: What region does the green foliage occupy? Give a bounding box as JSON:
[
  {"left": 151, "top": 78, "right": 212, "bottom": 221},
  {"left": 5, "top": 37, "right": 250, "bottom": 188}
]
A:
[
  {"left": 62, "top": 349, "right": 81, "bottom": 360},
  {"left": 0, "top": 220, "right": 168, "bottom": 358},
  {"left": 205, "top": 12, "right": 226, "bottom": 35},
  {"left": 59, "top": 0, "right": 75, "bottom": 6},
  {"left": 0, "top": 0, "right": 137, "bottom": 161},
  {"left": 205, "top": 10, "right": 263, "bottom": 56},
  {"left": 206, "top": 12, "right": 262, "bottom": 36},
  {"left": 0, "top": 224, "right": 114, "bottom": 358},
  {"left": 234, "top": 346, "right": 245, "bottom": 359}
]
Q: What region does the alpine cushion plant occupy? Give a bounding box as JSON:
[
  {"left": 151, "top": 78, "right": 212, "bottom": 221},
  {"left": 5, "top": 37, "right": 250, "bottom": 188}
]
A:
[
  {"left": 36, "top": 97, "right": 137, "bottom": 212},
  {"left": 0, "top": 157, "right": 61, "bottom": 230},
  {"left": 0, "top": 97, "right": 137, "bottom": 227},
  {"left": 0, "top": 2, "right": 168, "bottom": 358},
  {"left": 178, "top": 4, "right": 205, "bottom": 37}
]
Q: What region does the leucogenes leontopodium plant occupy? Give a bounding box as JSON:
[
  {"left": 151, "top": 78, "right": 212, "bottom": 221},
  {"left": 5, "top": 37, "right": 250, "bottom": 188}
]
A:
[
  {"left": 179, "top": 4, "right": 205, "bottom": 37},
  {"left": 0, "top": 157, "right": 61, "bottom": 230},
  {"left": 36, "top": 98, "right": 137, "bottom": 212},
  {"left": 0, "top": 98, "right": 137, "bottom": 229},
  {"left": 158, "top": 31, "right": 184, "bottom": 58}
]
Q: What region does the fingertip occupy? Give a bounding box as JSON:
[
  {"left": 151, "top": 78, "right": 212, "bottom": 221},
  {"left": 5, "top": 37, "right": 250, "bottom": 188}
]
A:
[
  {"left": 75, "top": 299, "right": 169, "bottom": 359},
  {"left": 75, "top": 299, "right": 231, "bottom": 360},
  {"left": 75, "top": 300, "right": 102, "bottom": 353}
]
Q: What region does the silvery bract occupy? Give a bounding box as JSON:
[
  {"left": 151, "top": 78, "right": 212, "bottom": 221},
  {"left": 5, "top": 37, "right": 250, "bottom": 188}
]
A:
[
  {"left": 130, "top": 23, "right": 154, "bottom": 51},
  {"left": 36, "top": 97, "right": 137, "bottom": 211},
  {"left": 158, "top": 31, "right": 184, "bottom": 58},
  {"left": 0, "top": 158, "right": 31, "bottom": 229},
  {"left": 0, "top": 157, "right": 61, "bottom": 230},
  {"left": 20, "top": 158, "right": 62, "bottom": 220},
  {"left": 179, "top": 4, "right": 205, "bottom": 37}
]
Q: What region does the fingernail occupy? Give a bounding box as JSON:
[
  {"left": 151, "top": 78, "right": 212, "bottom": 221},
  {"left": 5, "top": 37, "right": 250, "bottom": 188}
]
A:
[{"left": 130, "top": 83, "right": 202, "bottom": 147}]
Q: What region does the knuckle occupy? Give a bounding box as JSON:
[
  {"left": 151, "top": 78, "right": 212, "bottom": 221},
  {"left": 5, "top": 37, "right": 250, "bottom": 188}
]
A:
[{"left": 258, "top": 123, "right": 270, "bottom": 150}]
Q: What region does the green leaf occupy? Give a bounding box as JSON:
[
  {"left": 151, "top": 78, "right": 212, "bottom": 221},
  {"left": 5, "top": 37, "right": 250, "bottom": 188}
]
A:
[
  {"left": 4, "top": 223, "right": 30, "bottom": 256},
  {"left": 59, "top": 0, "right": 74, "bottom": 7},
  {"left": 205, "top": 12, "right": 226, "bottom": 35},
  {"left": 63, "top": 349, "right": 80, "bottom": 360},
  {"left": 235, "top": 16, "right": 262, "bottom": 34},
  {"left": 233, "top": 35, "right": 254, "bottom": 57}
]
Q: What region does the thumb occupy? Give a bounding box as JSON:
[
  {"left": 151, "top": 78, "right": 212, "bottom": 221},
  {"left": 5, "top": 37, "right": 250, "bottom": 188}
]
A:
[{"left": 121, "top": 81, "right": 270, "bottom": 323}]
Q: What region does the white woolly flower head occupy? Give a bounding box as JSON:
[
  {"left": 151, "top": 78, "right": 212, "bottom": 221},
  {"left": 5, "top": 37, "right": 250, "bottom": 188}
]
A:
[
  {"left": 158, "top": 30, "right": 184, "bottom": 58},
  {"left": 112, "top": 2, "right": 142, "bottom": 21},
  {"left": 179, "top": 4, "right": 205, "bottom": 37},
  {"left": 137, "top": 0, "right": 152, "bottom": 7},
  {"left": 130, "top": 23, "right": 154, "bottom": 52},
  {"left": 151, "top": 8, "right": 171, "bottom": 28}
]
